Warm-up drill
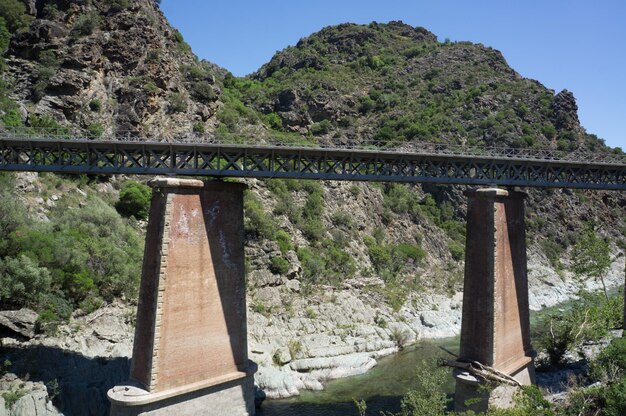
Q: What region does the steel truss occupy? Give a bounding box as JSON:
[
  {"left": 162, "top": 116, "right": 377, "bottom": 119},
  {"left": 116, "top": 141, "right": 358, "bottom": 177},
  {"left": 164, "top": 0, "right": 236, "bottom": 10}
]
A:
[{"left": 0, "top": 138, "right": 625, "bottom": 189}]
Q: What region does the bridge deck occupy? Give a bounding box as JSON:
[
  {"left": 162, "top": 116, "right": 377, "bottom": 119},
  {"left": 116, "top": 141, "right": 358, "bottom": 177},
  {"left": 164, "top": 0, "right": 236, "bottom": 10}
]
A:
[{"left": 1, "top": 137, "right": 625, "bottom": 189}]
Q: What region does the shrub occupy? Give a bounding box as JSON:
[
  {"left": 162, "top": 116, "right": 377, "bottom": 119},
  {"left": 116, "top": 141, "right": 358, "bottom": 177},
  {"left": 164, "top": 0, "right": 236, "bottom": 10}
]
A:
[
  {"left": 0, "top": 0, "right": 32, "bottom": 32},
  {"left": 310, "top": 119, "right": 332, "bottom": 136},
  {"left": 541, "top": 239, "right": 564, "bottom": 271},
  {"left": 264, "top": 112, "right": 282, "bottom": 130},
  {"left": 0, "top": 17, "right": 10, "bottom": 53},
  {"left": 389, "top": 327, "right": 410, "bottom": 348},
  {"left": 383, "top": 284, "right": 408, "bottom": 312},
  {"left": 0, "top": 255, "right": 51, "bottom": 308},
  {"left": 593, "top": 337, "right": 626, "bottom": 379},
  {"left": 190, "top": 81, "right": 217, "bottom": 102},
  {"left": 87, "top": 122, "right": 104, "bottom": 138},
  {"left": 2, "top": 388, "right": 27, "bottom": 410},
  {"left": 274, "top": 230, "right": 293, "bottom": 254},
  {"left": 358, "top": 95, "right": 375, "bottom": 114},
  {"left": 300, "top": 217, "right": 325, "bottom": 242},
  {"left": 449, "top": 241, "right": 464, "bottom": 261},
  {"left": 269, "top": 256, "right": 289, "bottom": 275},
  {"left": 173, "top": 30, "right": 191, "bottom": 53},
  {"left": 72, "top": 12, "right": 102, "bottom": 37},
  {"left": 146, "top": 49, "right": 160, "bottom": 62},
  {"left": 115, "top": 181, "right": 151, "bottom": 220},
  {"left": 0, "top": 108, "right": 21, "bottom": 127},
  {"left": 536, "top": 292, "right": 623, "bottom": 367},
  {"left": 331, "top": 210, "right": 353, "bottom": 229},
  {"left": 107, "top": 0, "right": 129, "bottom": 12},
  {"left": 288, "top": 339, "right": 302, "bottom": 359},
  {"left": 89, "top": 99, "right": 101, "bottom": 112},
  {"left": 168, "top": 92, "right": 188, "bottom": 113},
  {"left": 193, "top": 122, "right": 205, "bottom": 133},
  {"left": 305, "top": 307, "right": 317, "bottom": 319},
  {"left": 244, "top": 192, "right": 277, "bottom": 240},
  {"left": 380, "top": 360, "right": 449, "bottom": 416}
]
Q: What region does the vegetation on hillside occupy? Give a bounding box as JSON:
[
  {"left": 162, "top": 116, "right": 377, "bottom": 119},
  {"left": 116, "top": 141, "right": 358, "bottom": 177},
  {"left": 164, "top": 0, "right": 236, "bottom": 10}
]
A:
[{"left": 0, "top": 173, "right": 143, "bottom": 330}]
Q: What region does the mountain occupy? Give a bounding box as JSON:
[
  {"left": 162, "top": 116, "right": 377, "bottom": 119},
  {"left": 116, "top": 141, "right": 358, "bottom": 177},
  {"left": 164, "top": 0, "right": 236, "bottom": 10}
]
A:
[{"left": 228, "top": 21, "right": 606, "bottom": 154}]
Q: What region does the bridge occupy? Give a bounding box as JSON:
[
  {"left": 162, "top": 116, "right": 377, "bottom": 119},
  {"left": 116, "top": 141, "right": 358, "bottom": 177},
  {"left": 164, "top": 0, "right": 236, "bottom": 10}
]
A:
[
  {"left": 1, "top": 129, "right": 625, "bottom": 189},
  {"left": 2, "top": 129, "right": 625, "bottom": 415}
]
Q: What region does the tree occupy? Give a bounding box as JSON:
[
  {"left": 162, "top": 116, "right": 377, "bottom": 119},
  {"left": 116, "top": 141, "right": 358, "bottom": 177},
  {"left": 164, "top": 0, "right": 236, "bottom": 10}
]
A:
[{"left": 572, "top": 226, "right": 611, "bottom": 299}]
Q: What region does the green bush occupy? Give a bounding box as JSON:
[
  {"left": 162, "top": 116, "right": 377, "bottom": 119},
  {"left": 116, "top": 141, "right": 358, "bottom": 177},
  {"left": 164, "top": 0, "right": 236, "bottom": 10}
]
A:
[
  {"left": 244, "top": 192, "right": 278, "bottom": 240},
  {"left": 364, "top": 235, "right": 424, "bottom": 276},
  {"left": 115, "top": 181, "right": 151, "bottom": 220},
  {"left": 274, "top": 230, "right": 293, "bottom": 254},
  {"left": 264, "top": 112, "right": 282, "bottom": 129},
  {"left": 269, "top": 256, "right": 290, "bottom": 275},
  {"left": 0, "top": 0, "right": 32, "bottom": 32},
  {"left": 310, "top": 119, "right": 332, "bottom": 136},
  {"left": 449, "top": 241, "right": 464, "bottom": 261},
  {"left": 168, "top": 92, "right": 188, "bottom": 113},
  {"left": 107, "top": 0, "right": 129, "bottom": 12},
  {"left": 0, "top": 17, "right": 10, "bottom": 53},
  {"left": 87, "top": 122, "right": 104, "bottom": 138},
  {"left": 0, "top": 255, "right": 51, "bottom": 308},
  {"left": 72, "top": 11, "right": 102, "bottom": 37},
  {"left": 571, "top": 227, "right": 611, "bottom": 297},
  {"left": 193, "top": 122, "right": 205, "bottom": 133},
  {"left": 0, "top": 109, "right": 21, "bottom": 127},
  {"left": 0, "top": 173, "right": 26, "bottom": 255},
  {"left": 31, "top": 50, "right": 61, "bottom": 101},
  {"left": 89, "top": 99, "right": 101, "bottom": 112},
  {"left": 541, "top": 239, "right": 564, "bottom": 271},
  {"left": 380, "top": 360, "right": 449, "bottom": 416},
  {"left": 593, "top": 337, "right": 626, "bottom": 378},
  {"left": 173, "top": 30, "right": 191, "bottom": 53},
  {"left": 190, "top": 81, "right": 217, "bottom": 102},
  {"left": 536, "top": 292, "right": 623, "bottom": 367}
]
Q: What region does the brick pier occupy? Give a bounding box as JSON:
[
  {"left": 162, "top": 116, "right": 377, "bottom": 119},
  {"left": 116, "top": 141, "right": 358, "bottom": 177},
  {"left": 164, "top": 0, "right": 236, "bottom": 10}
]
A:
[
  {"left": 454, "top": 188, "right": 535, "bottom": 412},
  {"left": 108, "top": 178, "right": 256, "bottom": 416}
]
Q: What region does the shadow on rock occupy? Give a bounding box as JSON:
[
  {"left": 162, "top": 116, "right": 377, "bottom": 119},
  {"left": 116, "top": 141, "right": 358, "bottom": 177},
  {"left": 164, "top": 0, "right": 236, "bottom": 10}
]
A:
[{"left": 1, "top": 344, "right": 130, "bottom": 416}]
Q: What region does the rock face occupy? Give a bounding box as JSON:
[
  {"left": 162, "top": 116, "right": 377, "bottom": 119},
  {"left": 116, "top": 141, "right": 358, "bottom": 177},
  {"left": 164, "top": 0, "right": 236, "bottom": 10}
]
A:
[
  {"left": 4, "top": 0, "right": 224, "bottom": 137},
  {"left": 0, "top": 373, "right": 61, "bottom": 416},
  {"left": 1, "top": 302, "right": 133, "bottom": 416}
]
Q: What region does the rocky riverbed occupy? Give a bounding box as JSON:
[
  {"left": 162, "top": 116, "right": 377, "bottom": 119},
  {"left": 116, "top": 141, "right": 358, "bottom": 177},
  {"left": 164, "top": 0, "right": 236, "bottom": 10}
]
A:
[{"left": 0, "top": 253, "right": 623, "bottom": 415}]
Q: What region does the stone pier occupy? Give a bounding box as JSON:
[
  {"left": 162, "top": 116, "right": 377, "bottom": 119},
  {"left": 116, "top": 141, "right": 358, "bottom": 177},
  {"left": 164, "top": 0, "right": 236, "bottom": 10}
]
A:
[
  {"left": 108, "top": 178, "right": 256, "bottom": 416},
  {"left": 454, "top": 188, "right": 535, "bottom": 413}
]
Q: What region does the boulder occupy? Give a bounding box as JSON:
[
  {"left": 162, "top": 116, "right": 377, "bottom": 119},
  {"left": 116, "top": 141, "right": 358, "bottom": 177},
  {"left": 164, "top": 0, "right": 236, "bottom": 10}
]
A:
[{"left": 0, "top": 309, "right": 38, "bottom": 339}]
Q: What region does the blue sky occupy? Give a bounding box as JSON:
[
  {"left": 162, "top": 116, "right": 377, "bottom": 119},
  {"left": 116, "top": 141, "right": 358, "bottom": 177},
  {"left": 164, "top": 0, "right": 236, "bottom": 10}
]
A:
[{"left": 161, "top": 0, "right": 625, "bottom": 149}]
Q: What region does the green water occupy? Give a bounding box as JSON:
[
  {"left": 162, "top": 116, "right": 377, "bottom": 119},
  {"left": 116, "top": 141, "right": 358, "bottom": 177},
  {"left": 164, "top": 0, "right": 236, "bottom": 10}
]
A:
[
  {"left": 258, "top": 289, "right": 623, "bottom": 416},
  {"left": 257, "top": 337, "right": 459, "bottom": 416}
]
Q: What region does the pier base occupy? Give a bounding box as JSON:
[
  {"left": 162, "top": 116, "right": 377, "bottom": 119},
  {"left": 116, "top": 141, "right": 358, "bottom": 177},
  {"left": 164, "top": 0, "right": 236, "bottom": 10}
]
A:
[
  {"left": 454, "top": 188, "right": 535, "bottom": 413},
  {"left": 108, "top": 178, "right": 255, "bottom": 416}
]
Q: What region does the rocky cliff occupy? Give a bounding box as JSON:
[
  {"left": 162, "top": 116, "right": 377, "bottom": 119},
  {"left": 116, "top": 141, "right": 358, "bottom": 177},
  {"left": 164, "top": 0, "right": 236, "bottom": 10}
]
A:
[{"left": 0, "top": 1, "right": 625, "bottom": 414}]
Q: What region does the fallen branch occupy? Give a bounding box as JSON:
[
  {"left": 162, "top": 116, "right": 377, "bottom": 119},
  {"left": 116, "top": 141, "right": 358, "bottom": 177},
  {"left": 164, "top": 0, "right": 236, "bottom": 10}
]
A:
[{"left": 442, "top": 359, "right": 522, "bottom": 387}]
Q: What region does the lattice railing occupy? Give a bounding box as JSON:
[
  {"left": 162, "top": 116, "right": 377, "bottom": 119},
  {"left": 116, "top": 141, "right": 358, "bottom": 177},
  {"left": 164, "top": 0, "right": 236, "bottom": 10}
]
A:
[{"left": 1, "top": 127, "right": 624, "bottom": 165}]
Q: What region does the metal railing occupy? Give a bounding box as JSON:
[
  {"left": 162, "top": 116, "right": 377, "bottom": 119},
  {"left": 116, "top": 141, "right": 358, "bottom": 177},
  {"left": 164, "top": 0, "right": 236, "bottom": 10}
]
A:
[{"left": 1, "top": 127, "right": 624, "bottom": 165}]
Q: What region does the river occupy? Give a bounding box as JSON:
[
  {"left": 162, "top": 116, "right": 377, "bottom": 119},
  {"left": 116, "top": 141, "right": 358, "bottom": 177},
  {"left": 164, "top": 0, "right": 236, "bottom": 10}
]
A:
[
  {"left": 257, "top": 337, "right": 459, "bottom": 416},
  {"left": 256, "top": 289, "right": 622, "bottom": 416}
]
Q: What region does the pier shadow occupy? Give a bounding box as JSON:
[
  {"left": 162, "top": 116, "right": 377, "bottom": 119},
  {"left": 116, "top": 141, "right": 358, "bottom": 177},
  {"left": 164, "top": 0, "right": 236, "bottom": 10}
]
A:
[{"left": 1, "top": 344, "right": 130, "bottom": 416}]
